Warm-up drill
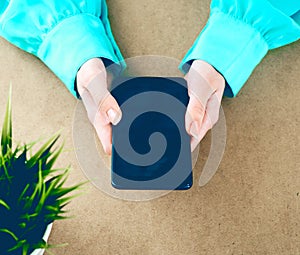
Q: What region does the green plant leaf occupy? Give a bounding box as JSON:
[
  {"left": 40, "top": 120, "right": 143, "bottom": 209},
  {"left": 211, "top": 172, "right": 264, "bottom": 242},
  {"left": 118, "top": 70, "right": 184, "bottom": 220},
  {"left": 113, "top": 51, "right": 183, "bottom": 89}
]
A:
[
  {"left": 45, "top": 142, "right": 64, "bottom": 170},
  {"left": 1, "top": 84, "right": 12, "bottom": 156},
  {"left": 36, "top": 160, "right": 44, "bottom": 196},
  {"left": 22, "top": 243, "right": 29, "bottom": 255},
  {"left": 44, "top": 174, "right": 66, "bottom": 199},
  {"left": 8, "top": 239, "right": 26, "bottom": 252},
  {"left": 26, "top": 133, "right": 60, "bottom": 168},
  {"left": 44, "top": 242, "right": 68, "bottom": 255},
  {"left": 46, "top": 214, "right": 69, "bottom": 221},
  {"left": 0, "top": 228, "right": 18, "bottom": 241},
  {"left": 19, "top": 222, "right": 27, "bottom": 229},
  {"left": 1, "top": 154, "right": 12, "bottom": 181},
  {"left": 0, "top": 199, "right": 10, "bottom": 210},
  {"left": 35, "top": 176, "right": 47, "bottom": 213},
  {"left": 20, "top": 212, "right": 39, "bottom": 220},
  {"left": 18, "top": 184, "right": 30, "bottom": 203},
  {"left": 30, "top": 240, "right": 47, "bottom": 251}
]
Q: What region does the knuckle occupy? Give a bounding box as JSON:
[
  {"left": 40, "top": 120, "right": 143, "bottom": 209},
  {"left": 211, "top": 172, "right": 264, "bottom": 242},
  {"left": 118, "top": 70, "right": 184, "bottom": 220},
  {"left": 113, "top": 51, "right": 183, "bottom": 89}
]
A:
[
  {"left": 98, "top": 92, "right": 112, "bottom": 111},
  {"left": 188, "top": 101, "right": 206, "bottom": 117}
]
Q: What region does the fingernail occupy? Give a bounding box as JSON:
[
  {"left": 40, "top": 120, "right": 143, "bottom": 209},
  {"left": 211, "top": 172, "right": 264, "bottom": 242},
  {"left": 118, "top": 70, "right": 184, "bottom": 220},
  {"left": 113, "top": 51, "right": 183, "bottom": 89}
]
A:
[
  {"left": 190, "top": 121, "right": 199, "bottom": 140},
  {"left": 107, "top": 108, "right": 121, "bottom": 125},
  {"left": 104, "top": 145, "right": 112, "bottom": 155}
]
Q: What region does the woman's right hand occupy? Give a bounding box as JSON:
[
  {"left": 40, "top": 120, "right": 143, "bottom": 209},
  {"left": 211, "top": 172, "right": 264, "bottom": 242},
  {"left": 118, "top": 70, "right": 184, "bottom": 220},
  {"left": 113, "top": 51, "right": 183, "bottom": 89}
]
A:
[{"left": 76, "top": 58, "right": 122, "bottom": 155}]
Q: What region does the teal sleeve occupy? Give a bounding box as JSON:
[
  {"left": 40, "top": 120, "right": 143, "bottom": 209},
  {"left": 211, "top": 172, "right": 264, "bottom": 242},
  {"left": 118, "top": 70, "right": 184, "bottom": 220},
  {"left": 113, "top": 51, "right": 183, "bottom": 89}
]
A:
[
  {"left": 0, "top": 0, "right": 125, "bottom": 98},
  {"left": 180, "top": 0, "right": 300, "bottom": 97}
]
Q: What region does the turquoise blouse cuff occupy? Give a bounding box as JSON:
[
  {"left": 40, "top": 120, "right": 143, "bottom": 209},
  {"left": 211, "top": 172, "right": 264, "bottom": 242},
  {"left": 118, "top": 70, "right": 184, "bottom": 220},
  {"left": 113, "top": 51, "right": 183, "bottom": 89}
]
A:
[
  {"left": 180, "top": 11, "right": 268, "bottom": 97},
  {"left": 180, "top": 0, "right": 300, "bottom": 97},
  {"left": 37, "top": 13, "right": 125, "bottom": 98}
]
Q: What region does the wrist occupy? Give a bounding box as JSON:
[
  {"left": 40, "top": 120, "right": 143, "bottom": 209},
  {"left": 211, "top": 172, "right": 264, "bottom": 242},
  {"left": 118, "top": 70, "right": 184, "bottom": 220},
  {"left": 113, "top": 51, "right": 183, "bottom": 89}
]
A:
[
  {"left": 76, "top": 58, "right": 107, "bottom": 95},
  {"left": 190, "top": 60, "right": 225, "bottom": 90}
]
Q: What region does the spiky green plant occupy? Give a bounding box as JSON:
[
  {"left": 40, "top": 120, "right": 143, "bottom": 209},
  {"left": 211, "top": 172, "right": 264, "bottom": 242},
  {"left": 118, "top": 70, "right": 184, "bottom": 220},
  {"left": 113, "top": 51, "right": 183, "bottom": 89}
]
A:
[{"left": 0, "top": 88, "right": 81, "bottom": 255}]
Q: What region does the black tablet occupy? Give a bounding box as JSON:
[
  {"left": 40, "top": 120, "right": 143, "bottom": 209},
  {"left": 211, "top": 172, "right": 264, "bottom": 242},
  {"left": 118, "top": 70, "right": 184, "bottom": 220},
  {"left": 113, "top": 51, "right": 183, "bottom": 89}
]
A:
[{"left": 111, "top": 76, "right": 192, "bottom": 190}]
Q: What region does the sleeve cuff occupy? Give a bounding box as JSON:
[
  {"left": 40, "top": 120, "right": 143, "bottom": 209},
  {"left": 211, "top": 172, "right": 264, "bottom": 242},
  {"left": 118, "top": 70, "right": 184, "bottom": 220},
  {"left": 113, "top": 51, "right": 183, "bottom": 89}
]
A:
[
  {"left": 37, "top": 13, "right": 125, "bottom": 98},
  {"left": 179, "top": 11, "right": 269, "bottom": 97}
]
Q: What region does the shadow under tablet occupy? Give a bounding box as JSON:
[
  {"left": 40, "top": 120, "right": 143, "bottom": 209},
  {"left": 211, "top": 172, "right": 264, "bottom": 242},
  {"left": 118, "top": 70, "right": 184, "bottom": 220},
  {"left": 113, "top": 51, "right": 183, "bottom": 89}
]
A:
[{"left": 111, "top": 77, "right": 192, "bottom": 190}]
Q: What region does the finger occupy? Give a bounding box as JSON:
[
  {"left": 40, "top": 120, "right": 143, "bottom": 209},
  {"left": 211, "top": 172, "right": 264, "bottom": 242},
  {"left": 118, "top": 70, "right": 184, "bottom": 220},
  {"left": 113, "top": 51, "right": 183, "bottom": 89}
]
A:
[
  {"left": 80, "top": 88, "right": 98, "bottom": 124},
  {"left": 94, "top": 93, "right": 122, "bottom": 155},
  {"left": 190, "top": 135, "right": 200, "bottom": 152},
  {"left": 80, "top": 71, "right": 122, "bottom": 126},
  {"left": 80, "top": 90, "right": 112, "bottom": 155},
  {"left": 94, "top": 116, "right": 113, "bottom": 155},
  {"left": 80, "top": 81, "right": 120, "bottom": 155},
  {"left": 190, "top": 91, "right": 222, "bottom": 151},
  {"left": 198, "top": 92, "right": 221, "bottom": 142},
  {"left": 185, "top": 93, "right": 205, "bottom": 140},
  {"left": 86, "top": 72, "right": 110, "bottom": 106},
  {"left": 185, "top": 67, "right": 213, "bottom": 105},
  {"left": 184, "top": 69, "right": 214, "bottom": 140},
  {"left": 190, "top": 112, "right": 213, "bottom": 152}
]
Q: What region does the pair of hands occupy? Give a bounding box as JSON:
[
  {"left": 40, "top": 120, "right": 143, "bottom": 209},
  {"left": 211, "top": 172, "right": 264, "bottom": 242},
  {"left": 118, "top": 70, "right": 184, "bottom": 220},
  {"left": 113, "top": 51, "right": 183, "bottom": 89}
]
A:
[{"left": 76, "top": 58, "right": 225, "bottom": 155}]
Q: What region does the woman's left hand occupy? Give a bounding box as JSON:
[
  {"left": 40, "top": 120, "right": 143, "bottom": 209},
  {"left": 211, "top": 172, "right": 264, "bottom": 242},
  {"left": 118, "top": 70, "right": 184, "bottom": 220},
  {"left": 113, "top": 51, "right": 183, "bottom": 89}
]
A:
[{"left": 185, "top": 60, "right": 225, "bottom": 151}]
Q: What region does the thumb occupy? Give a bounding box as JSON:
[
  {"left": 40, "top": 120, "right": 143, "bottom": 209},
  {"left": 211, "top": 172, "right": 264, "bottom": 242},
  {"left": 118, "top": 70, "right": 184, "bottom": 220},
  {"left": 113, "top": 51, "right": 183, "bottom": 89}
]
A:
[
  {"left": 82, "top": 73, "right": 122, "bottom": 126},
  {"left": 185, "top": 93, "right": 206, "bottom": 141},
  {"left": 98, "top": 92, "right": 122, "bottom": 126},
  {"left": 95, "top": 93, "right": 121, "bottom": 155}
]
